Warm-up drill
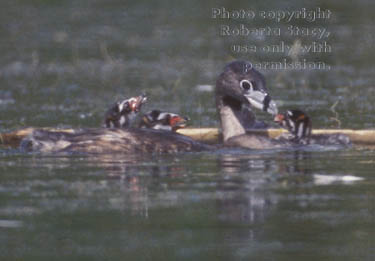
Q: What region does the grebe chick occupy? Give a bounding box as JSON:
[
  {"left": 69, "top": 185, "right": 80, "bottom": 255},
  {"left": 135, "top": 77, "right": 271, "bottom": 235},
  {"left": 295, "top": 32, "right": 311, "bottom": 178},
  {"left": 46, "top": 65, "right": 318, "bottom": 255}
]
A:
[
  {"left": 274, "top": 109, "right": 312, "bottom": 144},
  {"left": 139, "top": 110, "right": 189, "bottom": 132},
  {"left": 104, "top": 94, "right": 147, "bottom": 128},
  {"left": 274, "top": 109, "right": 351, "bottom": 146}
]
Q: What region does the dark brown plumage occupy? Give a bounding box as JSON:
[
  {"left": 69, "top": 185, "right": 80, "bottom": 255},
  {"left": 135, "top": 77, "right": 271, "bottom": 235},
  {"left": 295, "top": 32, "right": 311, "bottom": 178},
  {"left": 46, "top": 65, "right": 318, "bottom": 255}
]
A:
[{"left": 21, "top": 128, "right": 211, "bottom": 154}]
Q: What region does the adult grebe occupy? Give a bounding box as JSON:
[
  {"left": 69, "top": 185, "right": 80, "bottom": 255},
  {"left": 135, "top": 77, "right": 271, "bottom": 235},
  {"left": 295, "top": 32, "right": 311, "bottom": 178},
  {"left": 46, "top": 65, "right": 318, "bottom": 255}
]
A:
[{"left": 21, "top": 60, "right": 279, "bottom": 154}]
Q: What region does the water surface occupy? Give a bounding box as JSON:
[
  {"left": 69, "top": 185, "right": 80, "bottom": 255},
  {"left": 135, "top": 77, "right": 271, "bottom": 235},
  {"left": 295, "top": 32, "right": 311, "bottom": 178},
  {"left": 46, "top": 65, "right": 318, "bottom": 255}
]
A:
[{"left": 1, "top": 0, "right": 375, "bottom": 260}]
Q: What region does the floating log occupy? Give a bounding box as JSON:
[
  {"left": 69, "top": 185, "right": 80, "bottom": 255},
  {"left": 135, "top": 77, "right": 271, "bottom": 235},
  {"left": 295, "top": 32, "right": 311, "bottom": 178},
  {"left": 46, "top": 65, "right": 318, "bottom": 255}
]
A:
[
  {"left": 178, "top": 128, "right": 375, "bottom": 145},
  {"left": 1, "top": 127, "right": 375, "bottom": 149}
]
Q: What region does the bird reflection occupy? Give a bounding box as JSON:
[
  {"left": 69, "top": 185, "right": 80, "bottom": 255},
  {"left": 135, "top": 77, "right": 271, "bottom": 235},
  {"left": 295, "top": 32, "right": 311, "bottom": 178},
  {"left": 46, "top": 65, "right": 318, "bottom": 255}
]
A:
[
  {"left": 22, "top": 150, "right": 313, "bottom": 221},
  {"left": 214, "top": 151, "right": 312, "bottom": 224}
]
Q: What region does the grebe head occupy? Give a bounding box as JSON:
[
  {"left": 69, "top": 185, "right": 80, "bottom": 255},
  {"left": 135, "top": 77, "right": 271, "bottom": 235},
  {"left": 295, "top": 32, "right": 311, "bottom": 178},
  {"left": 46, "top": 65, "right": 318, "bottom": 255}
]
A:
[
  {"left": 139, "top": 110, "right": 189, "bottom": 132},
  {"left": 126, "top": 94, "right": 147, "bottom": 113},
  {"left": 274, "top": 109, "right": 312, "bottom": 141},
  {"left": 105, "top": 94, "right": 147, "bottom": 128},
  {"left": 216, "top": 60, "right": 278, "bottom": 115}
]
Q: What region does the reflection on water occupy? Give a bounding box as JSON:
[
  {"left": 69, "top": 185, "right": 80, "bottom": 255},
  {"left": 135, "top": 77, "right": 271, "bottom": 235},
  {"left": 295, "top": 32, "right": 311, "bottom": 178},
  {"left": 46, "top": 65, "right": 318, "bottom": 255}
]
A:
[{"left": 1, "top": 148, "right": 373, "bottom": 259}]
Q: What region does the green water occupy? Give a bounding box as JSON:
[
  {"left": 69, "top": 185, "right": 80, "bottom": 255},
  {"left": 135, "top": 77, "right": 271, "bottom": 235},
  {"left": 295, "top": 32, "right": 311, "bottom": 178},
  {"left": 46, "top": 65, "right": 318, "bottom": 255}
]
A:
[{"left": 1, "top": 0, "right": 375, "bottom": 260}]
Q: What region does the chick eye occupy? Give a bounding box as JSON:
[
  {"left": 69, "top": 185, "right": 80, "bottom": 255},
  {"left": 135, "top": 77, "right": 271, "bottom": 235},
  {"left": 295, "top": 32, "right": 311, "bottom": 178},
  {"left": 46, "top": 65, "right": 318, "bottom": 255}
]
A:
[{"left": 240, "top": 79, "right": 253, "bottom": 91}]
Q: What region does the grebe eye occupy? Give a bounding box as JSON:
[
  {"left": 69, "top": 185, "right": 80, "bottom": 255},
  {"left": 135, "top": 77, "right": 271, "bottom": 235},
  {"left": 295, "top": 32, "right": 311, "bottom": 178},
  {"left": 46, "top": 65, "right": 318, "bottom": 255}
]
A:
[{"left": 240, "top": 79, "right": 253, "bottom": 91}]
